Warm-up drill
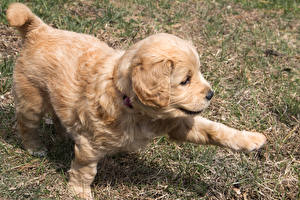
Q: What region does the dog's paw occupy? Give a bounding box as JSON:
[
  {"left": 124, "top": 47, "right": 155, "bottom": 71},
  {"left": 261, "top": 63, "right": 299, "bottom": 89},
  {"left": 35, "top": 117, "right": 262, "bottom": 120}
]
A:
[
  {"left": 239, "top": 131, "right": 267, "bottom": 151},
  {"left": 68, "top": 182, "right": 93, "bottom": 200}
]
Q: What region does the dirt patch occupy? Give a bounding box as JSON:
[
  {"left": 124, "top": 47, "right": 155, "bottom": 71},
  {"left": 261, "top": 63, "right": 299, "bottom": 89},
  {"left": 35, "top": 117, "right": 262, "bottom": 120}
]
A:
[{"left": 0, "top": 24, "right": 21, "bottom": 61}]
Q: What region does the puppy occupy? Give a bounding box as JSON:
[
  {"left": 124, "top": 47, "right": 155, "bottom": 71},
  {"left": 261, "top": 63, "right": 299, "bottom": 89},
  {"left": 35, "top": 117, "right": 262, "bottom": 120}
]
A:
[{"left": 7, "top": 3, "right": 266, "bottom": 199}]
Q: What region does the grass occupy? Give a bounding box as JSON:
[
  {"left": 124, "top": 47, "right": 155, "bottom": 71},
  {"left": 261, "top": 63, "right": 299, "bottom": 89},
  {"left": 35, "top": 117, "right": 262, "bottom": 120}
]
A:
[{"left": 0, "top": 0, "right": 299, "bottom": 199}]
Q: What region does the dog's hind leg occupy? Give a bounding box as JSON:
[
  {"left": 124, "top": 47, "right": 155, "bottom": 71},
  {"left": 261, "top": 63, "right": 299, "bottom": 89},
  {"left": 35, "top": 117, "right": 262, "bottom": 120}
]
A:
[{"left": 14, "top": 73, "right": 47, "bottom": 157}]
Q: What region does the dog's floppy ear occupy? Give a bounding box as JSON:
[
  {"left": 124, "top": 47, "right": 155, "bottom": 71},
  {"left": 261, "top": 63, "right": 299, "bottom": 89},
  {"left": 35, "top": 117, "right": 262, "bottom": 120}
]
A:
[{"left": 132, "top": 59, "right": 173, "bottom": 108}]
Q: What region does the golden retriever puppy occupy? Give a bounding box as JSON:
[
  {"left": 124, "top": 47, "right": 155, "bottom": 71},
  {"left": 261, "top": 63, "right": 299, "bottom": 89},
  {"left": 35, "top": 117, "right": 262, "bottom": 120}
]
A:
[{"left": 7, "top": 3, "right": 266, "bottom": 199}]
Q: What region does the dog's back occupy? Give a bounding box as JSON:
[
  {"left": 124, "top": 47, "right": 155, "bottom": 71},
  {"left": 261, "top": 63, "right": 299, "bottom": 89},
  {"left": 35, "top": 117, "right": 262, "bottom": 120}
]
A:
[
  {"left": 7, "top": 3, "right": 115, "bottom": 103},
  {"left": 6, "top": 3, "right": 113, "bottom": 78}
]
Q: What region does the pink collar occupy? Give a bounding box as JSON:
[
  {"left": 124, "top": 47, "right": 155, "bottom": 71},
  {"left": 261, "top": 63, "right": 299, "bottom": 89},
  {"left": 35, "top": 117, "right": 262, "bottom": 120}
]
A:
[{"left": 123, "top": 95, "right": 133, "bottom": 109}]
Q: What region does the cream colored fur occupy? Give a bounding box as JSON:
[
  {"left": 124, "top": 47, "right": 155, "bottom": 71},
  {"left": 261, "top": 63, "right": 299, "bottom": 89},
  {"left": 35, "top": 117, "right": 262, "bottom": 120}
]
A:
[{"left": 7, "top": 3, "right": 266, "bottom": 199}]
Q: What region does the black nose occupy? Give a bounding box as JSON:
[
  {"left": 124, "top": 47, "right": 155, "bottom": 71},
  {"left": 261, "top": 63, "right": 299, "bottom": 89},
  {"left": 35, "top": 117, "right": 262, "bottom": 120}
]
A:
[{"left": 205, "top": 90, "right": 214, "bottom": 100}]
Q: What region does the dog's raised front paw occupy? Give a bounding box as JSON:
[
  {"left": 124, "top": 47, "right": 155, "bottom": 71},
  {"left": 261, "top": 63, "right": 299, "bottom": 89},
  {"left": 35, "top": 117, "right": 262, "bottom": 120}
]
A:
[{"left": 239, "top": 131, "right": 267, "bottom": 151}]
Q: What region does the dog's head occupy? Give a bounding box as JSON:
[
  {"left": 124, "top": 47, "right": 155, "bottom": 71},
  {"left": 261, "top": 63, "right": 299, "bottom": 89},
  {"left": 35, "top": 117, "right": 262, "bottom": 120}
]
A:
[{"left": 114, "top": 33, "right": 213, "bottom": 118}]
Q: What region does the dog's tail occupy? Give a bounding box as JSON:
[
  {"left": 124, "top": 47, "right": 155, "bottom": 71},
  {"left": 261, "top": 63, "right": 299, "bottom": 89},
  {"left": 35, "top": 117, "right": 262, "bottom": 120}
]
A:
[{"left": 6, "top": 3, "right": 44, "bottom": 38}]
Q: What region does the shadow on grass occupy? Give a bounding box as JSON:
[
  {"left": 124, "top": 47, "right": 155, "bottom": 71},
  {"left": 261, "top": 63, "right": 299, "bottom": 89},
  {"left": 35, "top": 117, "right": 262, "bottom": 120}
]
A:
[{"left": 94, "top": 153, "right": 209, "bottom": 196}]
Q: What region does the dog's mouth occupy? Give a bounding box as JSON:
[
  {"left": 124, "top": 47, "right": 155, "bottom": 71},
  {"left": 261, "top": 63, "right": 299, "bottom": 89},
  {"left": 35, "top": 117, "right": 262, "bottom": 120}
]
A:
[{"left": 178, "top": 107, "right": 203, "bottom": 115}]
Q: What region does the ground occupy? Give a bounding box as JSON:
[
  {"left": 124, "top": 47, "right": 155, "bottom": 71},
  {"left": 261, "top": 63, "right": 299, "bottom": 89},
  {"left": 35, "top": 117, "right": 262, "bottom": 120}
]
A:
[{"left": 0, "top": 0, "right": 299, "bottom": 199}]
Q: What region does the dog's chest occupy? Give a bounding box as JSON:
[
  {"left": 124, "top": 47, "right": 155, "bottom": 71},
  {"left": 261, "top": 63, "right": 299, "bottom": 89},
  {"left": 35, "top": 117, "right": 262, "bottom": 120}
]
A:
[{"left": 120, "top": 118, "right": 159, "bottom": 152}]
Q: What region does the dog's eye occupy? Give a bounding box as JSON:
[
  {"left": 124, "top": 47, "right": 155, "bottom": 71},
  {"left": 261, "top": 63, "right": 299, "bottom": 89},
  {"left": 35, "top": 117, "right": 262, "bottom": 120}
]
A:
[{"left": 180, "top": 76, "right": 191, "bottom": 86}]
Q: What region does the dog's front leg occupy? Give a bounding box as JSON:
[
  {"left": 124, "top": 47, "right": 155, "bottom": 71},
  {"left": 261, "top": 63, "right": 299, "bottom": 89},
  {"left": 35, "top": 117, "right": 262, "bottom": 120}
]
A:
[
  {"left": 68, "top": 135, "right": 100, "bottom": 200},
  {"left": 168, "top": 116, "right": 266, "bottom": 151}
]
